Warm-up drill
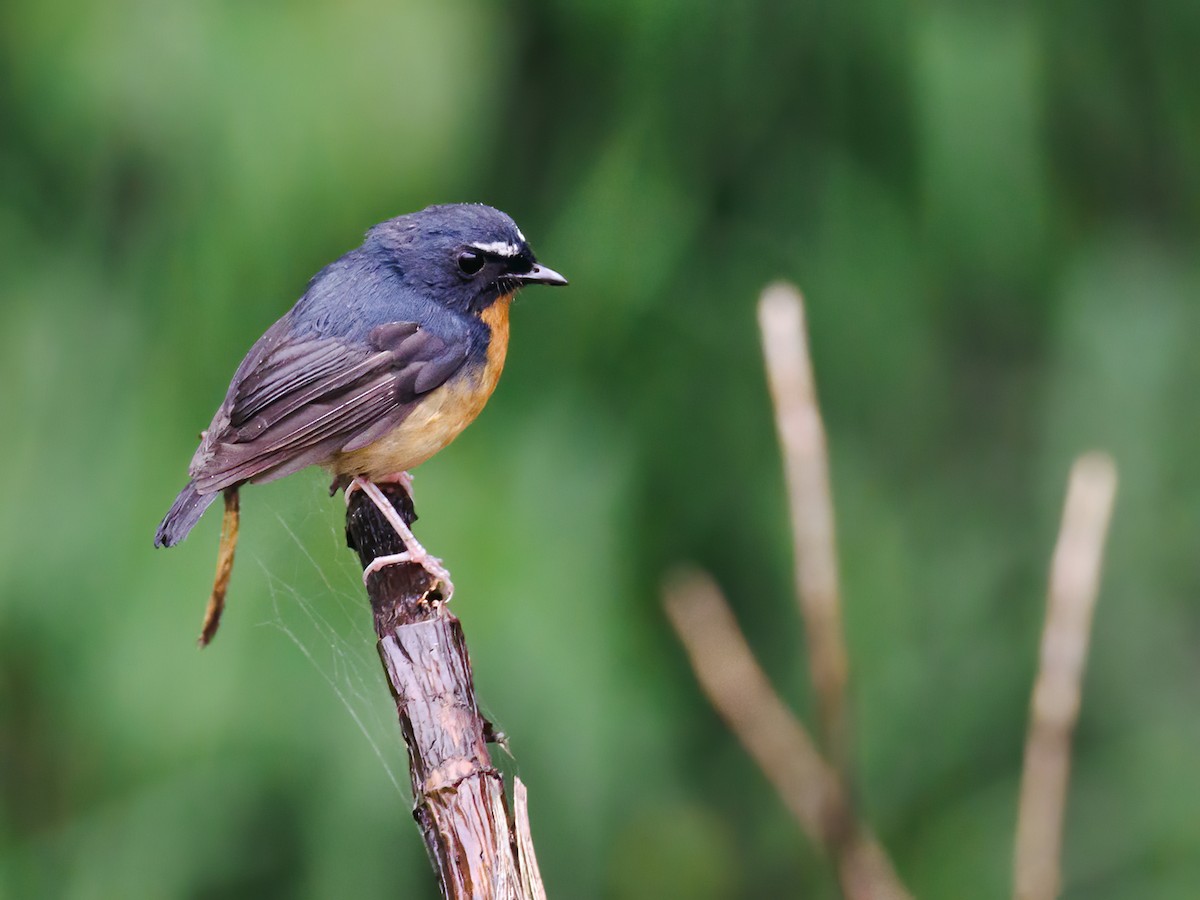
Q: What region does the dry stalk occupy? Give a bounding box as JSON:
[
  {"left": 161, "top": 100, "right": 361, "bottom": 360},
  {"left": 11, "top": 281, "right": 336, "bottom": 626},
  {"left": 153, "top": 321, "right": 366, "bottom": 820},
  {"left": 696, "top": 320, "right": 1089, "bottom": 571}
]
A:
[
  {"left": 757, "top": 282, "right": 851, "bottom": 783},
  {"left": 661, "top": 281, "right": 911, "bottom": 899},
  {"left": 664, "top": 569, "right": 911, "bottom": 900},
  {"left": 666, "top": 283, "right": 1117, "bottom": 900},
  {"left": 1013, "top": 453, "right": 1118, "bottom": 900},
  {"left": 198, "top": 487, "right": 240, "bottom": 646},
  {"left": 663, "top": 568, "right": 836, "bottom": 837}
]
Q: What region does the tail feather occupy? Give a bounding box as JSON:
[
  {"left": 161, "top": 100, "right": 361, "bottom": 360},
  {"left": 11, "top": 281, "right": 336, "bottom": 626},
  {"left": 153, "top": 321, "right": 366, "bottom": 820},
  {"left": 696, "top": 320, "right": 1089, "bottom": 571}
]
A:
[{"left": 155, "top": 482, "right": 218, "bottom": 548}]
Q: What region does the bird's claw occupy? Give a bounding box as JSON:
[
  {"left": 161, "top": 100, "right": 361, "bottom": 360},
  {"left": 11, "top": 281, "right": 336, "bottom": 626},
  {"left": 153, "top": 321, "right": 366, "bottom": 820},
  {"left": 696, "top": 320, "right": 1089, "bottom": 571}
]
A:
[{"left": 361, "top": 549, "right": 454, "bottom": 600}]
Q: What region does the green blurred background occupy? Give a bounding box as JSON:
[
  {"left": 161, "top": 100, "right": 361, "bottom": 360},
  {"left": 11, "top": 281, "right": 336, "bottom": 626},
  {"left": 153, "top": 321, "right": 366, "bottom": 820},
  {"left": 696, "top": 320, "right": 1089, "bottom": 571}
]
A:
[{"left": 2, "top": 1, "right": 1198, "bottom": 897}]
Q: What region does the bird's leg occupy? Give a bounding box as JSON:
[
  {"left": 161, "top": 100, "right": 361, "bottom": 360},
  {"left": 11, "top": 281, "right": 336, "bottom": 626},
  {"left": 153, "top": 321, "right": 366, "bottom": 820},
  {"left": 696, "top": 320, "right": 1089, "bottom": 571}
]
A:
[
  {"left": 347, "top": 476, "right": 452, "bottom": 598},
  {"left": 343, "top": 470, "right": 414, "bottom": 506}
]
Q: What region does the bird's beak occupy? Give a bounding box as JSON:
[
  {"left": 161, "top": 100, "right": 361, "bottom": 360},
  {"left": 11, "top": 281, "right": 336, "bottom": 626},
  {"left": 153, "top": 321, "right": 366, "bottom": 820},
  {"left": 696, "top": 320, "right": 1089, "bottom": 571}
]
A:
[{"left": 516, "top": 263, "right": 569, "bottom": 287}]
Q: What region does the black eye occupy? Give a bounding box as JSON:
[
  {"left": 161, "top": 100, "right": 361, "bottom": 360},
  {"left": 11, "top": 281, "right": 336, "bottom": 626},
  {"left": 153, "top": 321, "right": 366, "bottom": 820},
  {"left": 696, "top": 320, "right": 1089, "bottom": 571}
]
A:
[{"left": 457, "top": 250, "right": 484, "bottom": 276}]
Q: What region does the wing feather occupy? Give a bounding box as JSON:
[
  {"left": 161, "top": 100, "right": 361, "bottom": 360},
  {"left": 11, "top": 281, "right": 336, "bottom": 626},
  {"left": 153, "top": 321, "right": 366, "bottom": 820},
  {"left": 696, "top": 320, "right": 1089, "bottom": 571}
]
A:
[
  {"left": 231, "top": 341, "right": 349, "bottom": 426},
  {"left": 187, "top": 320, "right": 467, "bottom": 492}
]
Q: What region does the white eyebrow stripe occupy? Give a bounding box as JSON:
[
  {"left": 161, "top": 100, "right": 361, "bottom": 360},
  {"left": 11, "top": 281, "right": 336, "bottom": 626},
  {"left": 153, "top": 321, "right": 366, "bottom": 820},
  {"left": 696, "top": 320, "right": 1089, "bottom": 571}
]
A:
[{"left": 470, "top": 241, "right": 521, "bottom": 257}]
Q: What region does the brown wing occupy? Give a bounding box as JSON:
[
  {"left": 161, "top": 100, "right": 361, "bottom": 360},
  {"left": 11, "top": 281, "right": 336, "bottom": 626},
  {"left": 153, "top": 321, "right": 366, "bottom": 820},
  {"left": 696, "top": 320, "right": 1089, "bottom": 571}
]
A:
[{"left": 188, "top": 321, "right": 467, "bottom": 493}]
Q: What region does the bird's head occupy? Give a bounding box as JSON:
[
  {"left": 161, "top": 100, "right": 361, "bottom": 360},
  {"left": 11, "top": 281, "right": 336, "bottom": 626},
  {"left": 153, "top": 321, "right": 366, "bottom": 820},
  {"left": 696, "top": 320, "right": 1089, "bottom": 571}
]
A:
[{"left": 366, "top": 203, "right": 567, "bottom": 313}]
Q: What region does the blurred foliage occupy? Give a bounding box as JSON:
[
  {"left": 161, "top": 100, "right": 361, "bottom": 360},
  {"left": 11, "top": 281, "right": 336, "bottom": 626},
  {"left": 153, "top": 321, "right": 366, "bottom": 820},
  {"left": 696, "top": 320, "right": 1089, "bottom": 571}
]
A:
[{"left": 1, "top": 0, "right": 1198, "bottom": 897}]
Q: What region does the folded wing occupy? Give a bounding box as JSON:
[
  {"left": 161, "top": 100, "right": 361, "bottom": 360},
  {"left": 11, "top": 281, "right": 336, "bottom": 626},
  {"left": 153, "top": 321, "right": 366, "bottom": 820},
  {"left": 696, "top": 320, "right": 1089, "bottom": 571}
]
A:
[{"left": 188, "top": 320, "right": 467, "bottom": 493}]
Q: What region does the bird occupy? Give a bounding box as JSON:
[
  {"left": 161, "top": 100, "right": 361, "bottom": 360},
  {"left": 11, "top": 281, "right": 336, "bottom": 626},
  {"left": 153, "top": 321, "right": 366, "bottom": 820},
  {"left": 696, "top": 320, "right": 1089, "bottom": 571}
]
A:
[{"left": 154, "top": 203, "right": 567, "bottom": 643}]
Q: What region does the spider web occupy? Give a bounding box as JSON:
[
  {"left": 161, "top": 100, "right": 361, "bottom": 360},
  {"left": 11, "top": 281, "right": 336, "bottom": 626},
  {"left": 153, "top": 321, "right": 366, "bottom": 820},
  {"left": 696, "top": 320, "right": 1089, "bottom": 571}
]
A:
[{"left": 257, "top": 511, "right": 407, "bottom": 796}]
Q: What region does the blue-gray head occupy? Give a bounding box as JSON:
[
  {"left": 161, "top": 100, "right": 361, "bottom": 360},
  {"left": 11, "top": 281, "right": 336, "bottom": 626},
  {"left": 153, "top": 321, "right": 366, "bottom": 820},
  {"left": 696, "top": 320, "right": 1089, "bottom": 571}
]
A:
[{"left": 365, "top": 203, "right": 567, "bottom": 312}]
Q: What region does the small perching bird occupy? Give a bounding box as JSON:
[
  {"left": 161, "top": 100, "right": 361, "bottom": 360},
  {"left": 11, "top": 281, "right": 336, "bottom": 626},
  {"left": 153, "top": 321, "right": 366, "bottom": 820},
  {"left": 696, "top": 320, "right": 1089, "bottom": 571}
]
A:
[{"left": 155, "top": 203, "right": 567, "bottom": 643}]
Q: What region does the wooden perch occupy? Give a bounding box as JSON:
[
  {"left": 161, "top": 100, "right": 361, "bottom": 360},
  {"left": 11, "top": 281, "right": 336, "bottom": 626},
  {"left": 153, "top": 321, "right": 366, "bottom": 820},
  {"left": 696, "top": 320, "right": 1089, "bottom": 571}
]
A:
[{"left": 345, "top": 483, "right": 545, "bottom": 900}]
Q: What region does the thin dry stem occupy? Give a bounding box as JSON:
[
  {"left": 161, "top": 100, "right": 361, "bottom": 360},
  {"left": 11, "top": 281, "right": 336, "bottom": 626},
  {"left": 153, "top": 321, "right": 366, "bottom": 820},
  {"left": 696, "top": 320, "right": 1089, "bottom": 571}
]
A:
[
  {"left": 664, "top": 568, "right": 834, "bottom": 835},
  {"left": 757, "top": 282, "right": 851, "bottom": 779},
  {"left": 1013, "top": 453, "right": 1118, "bottom": 900},
  {"left": 198, "top": 487, "right": 240, "bottom": 647},
  {"left": 664, "top": 569, "right": 911, "bottom": 900}
]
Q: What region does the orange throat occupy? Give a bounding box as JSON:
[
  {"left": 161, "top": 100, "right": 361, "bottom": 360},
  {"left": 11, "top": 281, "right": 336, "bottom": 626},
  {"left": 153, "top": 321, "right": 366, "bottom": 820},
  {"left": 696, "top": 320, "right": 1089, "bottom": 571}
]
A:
[{"left": 479, "top": 292, "right": 512, "bottom": 380}]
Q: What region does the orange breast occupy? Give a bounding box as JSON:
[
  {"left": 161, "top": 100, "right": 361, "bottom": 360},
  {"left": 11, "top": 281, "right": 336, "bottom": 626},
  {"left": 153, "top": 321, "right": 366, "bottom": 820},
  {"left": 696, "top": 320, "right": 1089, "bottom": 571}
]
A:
[{"left": 332, "top": 296, "right": 512, "bottom": 479}]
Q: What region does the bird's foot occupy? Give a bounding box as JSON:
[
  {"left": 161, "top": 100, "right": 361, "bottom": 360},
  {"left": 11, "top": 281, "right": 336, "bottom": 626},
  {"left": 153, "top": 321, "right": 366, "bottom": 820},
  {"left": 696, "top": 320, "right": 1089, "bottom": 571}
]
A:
[
  {"left": 348, "top": 476, "right": 452, "bottom": 599},
  {"left": 361, "top": 548, "right": 454, "bottom": 598}
]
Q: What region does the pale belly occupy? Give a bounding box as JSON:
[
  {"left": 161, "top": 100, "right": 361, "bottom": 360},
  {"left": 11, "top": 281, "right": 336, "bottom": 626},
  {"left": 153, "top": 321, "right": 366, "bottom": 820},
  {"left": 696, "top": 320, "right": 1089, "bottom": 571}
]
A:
[
  {"left": 332, "top": 372, "right": 498, "bottom": 478},
  {"left": 331, "top": 296, "right": 511, "bottom": 479}
]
